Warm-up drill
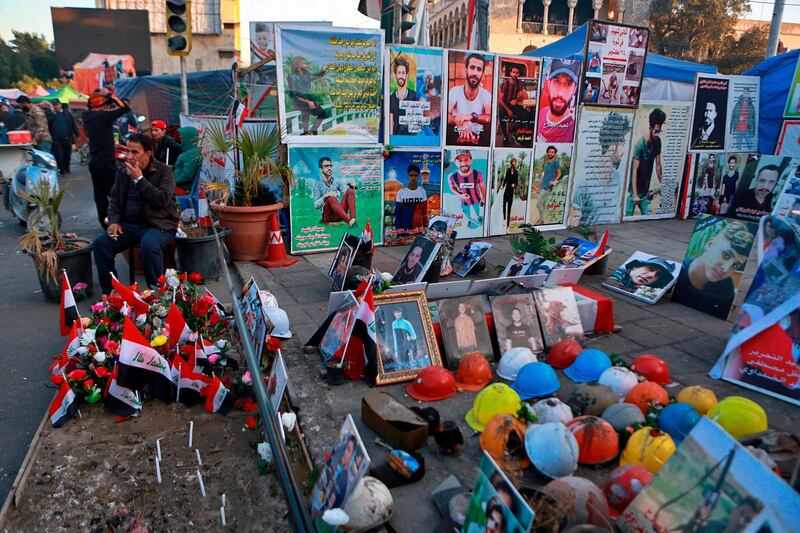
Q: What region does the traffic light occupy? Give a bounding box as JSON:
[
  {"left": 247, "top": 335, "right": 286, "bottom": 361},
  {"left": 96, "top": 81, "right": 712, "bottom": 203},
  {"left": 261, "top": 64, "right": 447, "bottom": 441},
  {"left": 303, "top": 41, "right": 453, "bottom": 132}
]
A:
[
  {"left": 166, "top": 0, "right": 192, "bottom": 56},
  {"left": 400, "top": 0, "right": 419, "bottom": 45}
]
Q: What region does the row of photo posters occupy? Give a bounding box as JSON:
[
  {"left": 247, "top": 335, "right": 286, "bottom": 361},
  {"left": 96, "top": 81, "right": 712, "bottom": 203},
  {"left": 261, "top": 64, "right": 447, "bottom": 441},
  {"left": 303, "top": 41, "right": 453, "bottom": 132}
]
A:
[{"left": 689, "top": 73, "right": 760, "bottom": 153}]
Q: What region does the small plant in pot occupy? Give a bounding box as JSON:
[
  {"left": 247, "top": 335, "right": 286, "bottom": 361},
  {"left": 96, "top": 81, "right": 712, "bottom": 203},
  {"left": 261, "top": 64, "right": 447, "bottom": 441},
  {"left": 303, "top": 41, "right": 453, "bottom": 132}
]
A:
[
  {"left": 202, "top": 122, "right": 295, "bottom": 261},
  {"left": 18, "top": 180, "right": 93, "bottom": 303},
  {"left": 510, "top": 223, "right": 561, "bottom": 262}
]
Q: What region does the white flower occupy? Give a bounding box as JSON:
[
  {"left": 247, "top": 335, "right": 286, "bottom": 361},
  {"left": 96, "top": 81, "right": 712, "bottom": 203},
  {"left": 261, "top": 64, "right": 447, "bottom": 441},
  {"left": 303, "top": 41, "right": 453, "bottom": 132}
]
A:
[
  {"left": 93, "top": 352, "right": 107, "bottom": 364},
  {"left": 135, "top": 314, "right": 147, "bottom": 326},
  {"left": 152, "top": 317, "right": 162, "bottom": 329},
  {"left": 280, "top": 412, "right": 297, "bottom": 432},
  {"left": 75, "top": 346, "right": 89, "bottom": 357},
  {"left": 216, "top": 339, "right": 228, "bottom": 350},
  {"left": 188, "top": 332, "right": 199, "bottom": 342},
  {"left": 155, "top": 305, "right": 169, "bottom": 318},
  {"left": 257, "top": 442, "right": 273, "bottom": 463},
  {"left": 322, "top": 509, "right": 349, "bottom": 526},
  {"left": 79, "top": 329, "right": 96, "bottom": 346},
  {"left": 165, "top": 268, "right": 178, "bottom": 278},
  {"left": 166, "top": 276, "right": 180, "bottom": 288},
  {"left": 381, "top": 272, "right": 393, "bottom": 283}
]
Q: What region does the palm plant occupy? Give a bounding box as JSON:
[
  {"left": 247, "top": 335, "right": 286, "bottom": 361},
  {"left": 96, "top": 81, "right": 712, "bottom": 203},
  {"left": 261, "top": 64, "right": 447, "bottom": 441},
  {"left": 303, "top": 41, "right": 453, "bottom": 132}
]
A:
[
  {"left": 18, "top": 179, "right": 66, "bottom": 284},
  {"left": 510, "top": 223, "right": 560, "bottom": 262}
]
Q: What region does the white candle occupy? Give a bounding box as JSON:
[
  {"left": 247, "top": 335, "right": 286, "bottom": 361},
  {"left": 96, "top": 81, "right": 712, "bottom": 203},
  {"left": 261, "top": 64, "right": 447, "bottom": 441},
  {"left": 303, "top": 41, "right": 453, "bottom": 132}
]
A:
[
  {"left": 156, "top": 456, "right": 162, "bottom": 484},
  {"left": 156, "top": 439, "right": 162, "bottom": 462},
  {"left": 189, "top": 421, "right": 194, "bottom": 448},
  {"left": 197, "top": 469, "right": 206, "bottom": 497},
  {"left": 195, "top": 448, "right": 202, "bottom": 466},
  {"left": 220, "top": 506, "right": 226, "bottom": 526},
  {"left": 221, "top": 493, "right": 226, "bottom": 508}
]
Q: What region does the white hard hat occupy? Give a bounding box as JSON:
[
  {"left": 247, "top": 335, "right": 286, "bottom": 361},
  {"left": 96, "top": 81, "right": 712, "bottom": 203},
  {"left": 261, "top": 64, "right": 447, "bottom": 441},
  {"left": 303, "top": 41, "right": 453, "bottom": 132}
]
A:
[
  {"left": 266, "top": 306, "right": 292, "bottom": 339},
  {"left": 598, "top": 366, "right": 639, "bottom": 399},
  {"left": 258, "top": 290, "right": 279, "bottom": 310},
  {"left": 342, "top": 476, "right": 394, "bottom": 532},
  {"left": 525, "top": 422, "right": 579, "bottom": 478},
  {"left": 496, "top": 347, "right": 538, "bottom": 381},
  {"left": 531, "top": 397, "right": 574, "bottom": 425}
]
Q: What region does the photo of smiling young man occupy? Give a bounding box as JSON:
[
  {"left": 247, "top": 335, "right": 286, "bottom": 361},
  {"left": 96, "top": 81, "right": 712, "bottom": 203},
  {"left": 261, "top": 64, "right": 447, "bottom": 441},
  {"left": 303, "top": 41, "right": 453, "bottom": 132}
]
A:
[
  {"left": 731, "top": 163, "right": 782, "bottom": 221},
  {"left": 537, "top": 58, "right": 581, "bottom": 144},
  {"left": 446, "top": 51, "right": 494, "bottom": 147}
]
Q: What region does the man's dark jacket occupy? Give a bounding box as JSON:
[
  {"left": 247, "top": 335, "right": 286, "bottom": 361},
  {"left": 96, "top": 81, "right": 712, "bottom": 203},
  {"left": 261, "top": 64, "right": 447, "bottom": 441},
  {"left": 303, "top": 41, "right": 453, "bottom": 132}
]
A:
[
  {"left": 108, "top": 158, "right": 178, "bottom": 231},
  {"left": 155, "top": 134, "right": 182, "bottom": 166}
]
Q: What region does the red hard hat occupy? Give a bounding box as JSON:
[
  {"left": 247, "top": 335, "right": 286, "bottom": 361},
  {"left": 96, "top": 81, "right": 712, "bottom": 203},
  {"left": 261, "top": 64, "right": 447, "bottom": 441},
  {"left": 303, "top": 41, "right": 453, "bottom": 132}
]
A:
[
  {"left": 454, "top": 352, "right": 494, "bottom": 392},
  {"left": 566, "top": 415, "right": 619, "bottom": 465},
  {"left": 547, "top": 339, "right": 583, "bottom": 369},
  {"left": 407, "top": 366, "right": 456, "bottom": 402},
  {"left": 625, "top": 381, "right": 669, "bottom": 415},
  {"left": 602, "top": 464, "right": 653, "bottom": 516},
  {"left": 631, "top": 354, "right": 672, "bottom": 385}
]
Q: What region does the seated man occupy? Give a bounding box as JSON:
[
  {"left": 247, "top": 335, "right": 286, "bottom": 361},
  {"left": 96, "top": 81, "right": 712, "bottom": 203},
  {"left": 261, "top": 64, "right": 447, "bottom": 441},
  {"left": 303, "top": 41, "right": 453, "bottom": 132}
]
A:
[{"left": 93, "top": 133, "right": 178, "bottom": 294}]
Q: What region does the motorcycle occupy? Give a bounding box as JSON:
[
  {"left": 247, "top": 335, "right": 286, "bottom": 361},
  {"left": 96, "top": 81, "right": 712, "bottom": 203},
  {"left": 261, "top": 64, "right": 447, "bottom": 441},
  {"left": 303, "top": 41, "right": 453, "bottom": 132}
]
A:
[{"left": 3, "top": 147, "right": 61, "bottom": 232}]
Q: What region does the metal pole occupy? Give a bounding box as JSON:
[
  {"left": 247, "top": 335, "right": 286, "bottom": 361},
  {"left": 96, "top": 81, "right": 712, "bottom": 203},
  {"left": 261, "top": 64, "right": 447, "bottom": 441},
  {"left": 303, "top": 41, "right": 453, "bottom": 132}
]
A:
[
  {"left": 180, "top": 55, "right": 189, "bottom": 115},
  {"left": 766, "top": 0, "right": 785, "bottom": 58},
  {"left": 393, "top": 0, "right": 403, "bottom": 44}
]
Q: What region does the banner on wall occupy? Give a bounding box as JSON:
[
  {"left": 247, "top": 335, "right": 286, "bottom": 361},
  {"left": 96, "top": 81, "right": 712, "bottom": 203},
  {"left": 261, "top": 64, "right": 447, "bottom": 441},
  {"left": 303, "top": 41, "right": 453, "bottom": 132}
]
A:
[
  {"left": 385, "top": 46, "right": 444, "bottom": 147},
  {"left": 445, "top": 50, "right": 495, "bottom": 147},
  {"left": 783, "top": 56, "right": 800, "bottom": 118},
  {"left": 725, "top": 75, "right": 759, "bottom": 153},
  {"left": 580, "top": 20, "right": 649, "bottom": 108},
  {"left": 275, "top": 25, "right": 383, "bottom": 144},
  {"left": 383, "top": 150, "right": 442, "bottom": 246},
  {"left": 288, "top": 145, "right": 383, "bottom": 253},
  {"left": 623, "top": 101, "right": 691, "bottom": 221},
  {"left": 487, "top": 148, "right": 531, "bottom": 235},
  {"left": 776, "top": 120, "right": 800, "bottom": 156},
  {"left": 529, "top": 143, "right": 571, "bottom": 227},
  {"left": 690, "top": 75, "right": 729, "bottom": 151},
  {"left": 569, "top": 108, "right": 634, "bottom": 226},
  {"left": 536, "top": 57, "right": 580, "bottom": 144},
  {"left": 494, "top": 55, "right": 540, "bottom": 149},
  {"left": 441, "top": 147, "right": 489, "bottom": 239}
]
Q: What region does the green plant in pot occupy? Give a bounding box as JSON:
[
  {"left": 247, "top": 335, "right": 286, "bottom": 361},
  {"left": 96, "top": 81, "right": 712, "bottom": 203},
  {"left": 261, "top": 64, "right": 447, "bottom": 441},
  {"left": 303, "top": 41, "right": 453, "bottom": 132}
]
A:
[
  {"left": 18, "top": 180, "right": 93, "bottom": 302},
  {"left": 510, "top": 223, "right": 561, "bottom": 262}
]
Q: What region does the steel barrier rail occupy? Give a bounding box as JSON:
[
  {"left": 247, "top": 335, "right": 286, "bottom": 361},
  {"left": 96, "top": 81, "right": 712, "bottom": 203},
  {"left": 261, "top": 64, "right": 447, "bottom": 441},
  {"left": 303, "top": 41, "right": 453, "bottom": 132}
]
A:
[{"left": 210, "top": 223, "right": 314, "bottom": 532}]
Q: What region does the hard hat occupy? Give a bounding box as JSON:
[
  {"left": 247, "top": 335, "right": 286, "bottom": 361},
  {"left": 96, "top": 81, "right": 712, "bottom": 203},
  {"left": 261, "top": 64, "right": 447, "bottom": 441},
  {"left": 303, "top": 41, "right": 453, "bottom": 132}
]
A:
[
  {"left": 511, "top": 362, "right": 560, "bottom": 400},
  {"left": 676, "top": 385, "right": 718, "bottom": 415},
  {"left": 657, "top": 402, "right": 701, "bottom": 443},
  {"left": 342, "top": 476, "right": 394, "bottom": 531},
  {"left": 598, "top": 366, "right": 639, "bottom": 400},
  {"left": 532, "top": 397, "right": 574, "bottom": 425},
  {"left": 565, "top": 383, "right": 619, "bottom": 417},
  {"left": 480, "top": 414, "right": 530, "bottom": 472},
  {"left": 406, "top": 366, "right": 456, "bottom": 402},
  {"left": 564, "top": 349, "right": 611, "bottom": 383},
  {"left": 525, "top": 422, "right": 579, "bottom": 478},
  {"left": 625, "top": 381, "right": 669, "bottom": 415},
  {"left": 630, "top": 354, "right": 672, "bottom": 385},
  {"left": 454, "top": 352, "right": 493, "bottom": 392},
  {"left": 547, "top": 339, "right": 583, "bottom": 369},
  {"left": 542, "top": 476, "right": 611, "bottom": 529},
  {"left": 601, "top": 464, "right": 653, "bottom": 517},
  {"left": 567, "top": 416, "right": 619, "bottom": 465},
  {"left": 619, "top": 427, "right": 676, "bottom": 473},
  {"left": 496, "top": 347, "right": 538, "bottom": 381},
  {"left": 465, "top": 383, "right": 522, "bottom": 432},
  {"left": 265, "top": 306, "right": 292, "bottom": 339},
  {"left": 707, "top": 396, "right": 768, "bottom": 439},
  {"left": 601, "top": 403, "right": 645, "bottom": 432}
]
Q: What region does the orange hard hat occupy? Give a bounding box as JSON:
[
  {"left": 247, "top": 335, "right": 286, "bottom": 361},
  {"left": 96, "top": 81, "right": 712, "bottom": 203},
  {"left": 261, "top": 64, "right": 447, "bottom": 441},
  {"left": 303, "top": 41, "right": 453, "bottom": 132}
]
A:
[
  {"left": 479, "top": 414, "right": 531, "bottom": 472},
  {"left": 547, "top": 339, "right": 583, "bottom": 369},
  {"left": 631, "top": 354, "right": 672, "bottom": 385},
  {"left": 625, "top": 381, "right": 669, "bottom": 415},
  {"left": 406, "top": 366, "right": 456, "bottom": 402},
  {"left": 454, "top": 352, "right": 494, "bottom": 392},
  {"left": 567, "top": 415, "right": 620, "bottom": 465}
]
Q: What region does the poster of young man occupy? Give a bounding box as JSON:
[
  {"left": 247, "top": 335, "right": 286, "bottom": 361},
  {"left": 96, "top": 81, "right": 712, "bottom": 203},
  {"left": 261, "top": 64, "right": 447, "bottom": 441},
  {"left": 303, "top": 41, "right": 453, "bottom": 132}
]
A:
[
  {"left": 385, "top": 46, "right": 444, "bottom": 147},
  {"left": 446, "top": 51, "right": 495, "bottom": 147},
  {"left": 581, "top": 20, "right": 650, "bottom": 108},
  {"left": 383, "top": 150, "right": 442, "bottom": 246},
  {"left": 441, "top": 148, "right": 489, "bottom": 239},
  {"left": 690, "top": 75, "right": 729, "bottom": 151},
  {"left": 275, "top": 25, "right": 383, "bottom": 143},
  {"left": 776, "top": 120, "right": 800, "bottom": 156},
  {"left": 672, "top": 214, "right": 757, "bottom": 319},
  {"left": 536, "top": 58, "right": 580, "bottom": 144},
  {"left": 529, "top": 143, "right": 571, "bottom": 227},
  {"left": 494, "top": 55, "right": 540, "bottom": 148},
  {"left": 623, "top": 101, "right": 692, "bottom": 221},
  {"left": 569, "top": 108, "right": 634, "bottom": 226},
  {"left": 288, "top": 145, "right": 383, "bottom": 253},
  {"left": 725, "top": 76, "right": 759, "bottom": 153},
  {"left": 487, "top": 149, "right": 532, "bottom": 235},
  {"left": 730, "top": 155, "right": 791, "bottom": 221},
  {"left": 688, "top": 151, "right": 725, "bottom": 217}
]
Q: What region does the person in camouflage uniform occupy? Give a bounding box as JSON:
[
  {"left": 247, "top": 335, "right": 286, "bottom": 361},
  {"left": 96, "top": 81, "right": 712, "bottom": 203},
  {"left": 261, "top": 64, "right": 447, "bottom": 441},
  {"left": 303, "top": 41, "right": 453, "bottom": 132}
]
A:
[{"left": 15, "top": 95, "right": 52, "bottom": 152}]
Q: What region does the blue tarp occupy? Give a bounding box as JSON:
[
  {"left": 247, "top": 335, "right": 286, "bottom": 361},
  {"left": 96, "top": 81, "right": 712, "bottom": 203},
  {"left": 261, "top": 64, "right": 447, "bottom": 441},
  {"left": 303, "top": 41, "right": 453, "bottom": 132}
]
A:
[
  {"left": 743, "top": 49, "right": 799, "bottom": 155},
  {"left": 523, "top": 23, "right": 717, "bottom": 84}
]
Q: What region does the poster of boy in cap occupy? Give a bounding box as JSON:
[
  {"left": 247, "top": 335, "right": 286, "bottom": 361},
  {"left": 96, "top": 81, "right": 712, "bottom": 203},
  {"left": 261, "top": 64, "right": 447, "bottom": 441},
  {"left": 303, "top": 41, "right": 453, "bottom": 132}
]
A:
[
  {"left": 446, "top": 51, "right": 494, "bottom": 147},
  {"left": 442, "top": 147, "right": 489, "bottom": 239},
  {"left": 603, "top": 251, "right": 682, "bottom": 304},
  {"left": 536, "top": 58, "right": 580, "bottom": 143}
]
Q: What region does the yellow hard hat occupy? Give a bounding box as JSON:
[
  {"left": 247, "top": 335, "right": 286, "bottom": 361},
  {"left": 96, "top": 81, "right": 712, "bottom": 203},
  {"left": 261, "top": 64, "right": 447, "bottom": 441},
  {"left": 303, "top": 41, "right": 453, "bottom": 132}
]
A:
[
  {"left": 676, "top": 385, "right": 718, "bottom": 415},
  {"left": 707, "top": 396, "right": 767, "bottom": 439},
  {"left": 619, "top": 427, "right": 676, "bottom": 473},
  {"left": 465, "top": 383, "right": 522, "bottom": 432}
]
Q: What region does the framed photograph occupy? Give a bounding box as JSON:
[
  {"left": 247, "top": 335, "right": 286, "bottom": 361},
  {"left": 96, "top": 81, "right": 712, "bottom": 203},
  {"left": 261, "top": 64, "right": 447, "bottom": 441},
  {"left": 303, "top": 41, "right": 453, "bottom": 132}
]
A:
[
  {"left": 494, "top": 55, "right": 541, "bottom": 149},
  {"left": 328, "top": 234, "right": 358, "bottom": 291},
  {"left": 445, "top": 50, "right": 495, "bottom": 147},
  {"left": 437, "top": 295, "right": 494, "bottom": 368},
  {"left": 451, "top": 240, "right": 493, "bottom": 277},
  {"left": 603, "top": 251, "right": 682, "bottom": 304},
  {"left": 383, "top": 149, "right": 443, "bottom": 246},
  {"left": 374, "top": 291, "right": 442, "bottom": 385},
  {"left": 267, "top": 351, "right": 289, "bottom": 413},
  {"left": 463, "top": 452, "right": 534, "bottom": 533},
  {"left": 532, "top": 287, "right": 584, "bottom": 347},
  {"left": 490, "top": 293, "right": 545, "bottom": 355},
  {"left": 319, "top": 292, "right": 359, "bottom": 364},
  {"left": 393, "top": 235, "right": 441, "bottom": 284}
]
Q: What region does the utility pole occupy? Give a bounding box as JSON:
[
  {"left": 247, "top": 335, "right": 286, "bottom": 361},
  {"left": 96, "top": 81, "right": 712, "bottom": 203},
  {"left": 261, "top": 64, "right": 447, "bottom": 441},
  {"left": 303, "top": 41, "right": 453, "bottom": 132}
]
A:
[
  {"left": 393, "top": 0, "right": 403, "bottom": 44},
  {"left": 766, "top": 0, "right": 785, "bottom": 58},
  {"left": 179, "top": 56, "right": 189, "bottom": 114}
]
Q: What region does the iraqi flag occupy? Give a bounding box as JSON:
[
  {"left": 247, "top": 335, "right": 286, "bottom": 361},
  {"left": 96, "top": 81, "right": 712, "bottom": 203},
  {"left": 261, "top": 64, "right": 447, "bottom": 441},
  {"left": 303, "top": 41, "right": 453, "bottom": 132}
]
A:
[
  {"left": 103, "top": 365, "right": 142, "bottom": 417},
  {"left": 117, "top": 317, "right": 176, "bottom": 402},
  {"left": 357, "top": 0, "right": 383, "bottom": 19},
  {"left": 202, "top": 374, "right": 233, "bottom": 414},
  {"left": 50, "top": 321, "right": 81, "bottom": 376},
  {"left": 165, "top": 303, "right": 192, "bottom": 351},
  {"left": 49, "top": 380, "right": 78, "bottom": 428},
  {"left": 590, "top": 229, "right": 610, "bottom": 258},
  {"left": 347, "top": 278, "right": 379, "bottom": 382},
  {"left": 177, "top": 361, "right": 211, "bottom": 407},
  {"left": 59, "top": 271, "right": 80, "bottom": 336},
  {"left": 111, "top": 274, "right": 150, "bottom": 317},
  {"left": 361, "top": 220, "right": 374, "bottom": 255}
]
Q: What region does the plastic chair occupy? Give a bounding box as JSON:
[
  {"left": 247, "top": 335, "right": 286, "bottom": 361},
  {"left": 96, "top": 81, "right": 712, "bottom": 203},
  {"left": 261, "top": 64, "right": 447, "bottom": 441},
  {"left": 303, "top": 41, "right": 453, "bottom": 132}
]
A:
[{"left": 176, "top": 166, "right": 201, "bottom": 213}]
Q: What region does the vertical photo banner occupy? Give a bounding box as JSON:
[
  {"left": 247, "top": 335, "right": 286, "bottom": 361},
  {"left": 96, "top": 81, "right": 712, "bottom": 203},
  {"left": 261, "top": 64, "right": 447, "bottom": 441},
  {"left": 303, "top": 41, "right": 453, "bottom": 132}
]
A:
[
  {"left": 783, "top": 56, "right": 800, "bottom": 118},
  {"left": 383, "top": 149, "right": 443, "bottom": 246},
  {"left": 581, "top": 20, "right": 649, "bottom": 108},
  {"left": 726, "top": 75, "right": 760, "bottom": 153},
  {"left": 386, "top": 46, "right": 444, "bottom": 147},
  {"left": 730, "top": 155, "right": 792, "bottom": 222},
  {"left": 623, "top": 101, "right": 692, "bottom": 221},
  {"left": 690, "top": 75, "right": 729, "bottom": 151},
  {"left": 487, "top": 148, "right": 532, "bottom": 235},
  {"left": 537, "top": 57, "right": 580, "bottom": 144},
  {"left": 529, "top": 143, "right": 572, "bottom": 227},
  {"left": 445, "top": 50, "right": 495, "bottom": 147},
  {"left": 275, "top": 25, "right": 383, "bottom": 144},
  {"left": 442, "top": 147, "right": 489, "bottom": 239},
  {"left": 776, "top": 120, "right": 800, "bottom": 156},
  {"left": 569, "top": 108, "right": 634, "bottom": 226},
  {"left": 689, "top": 151, "right": 737, "bottom": 218},
  {"left": 288, "top": 145, "right": 383, "bottom": 253},
  {"left": 494, "top": 55, "right": 541, "bottom": 148}
]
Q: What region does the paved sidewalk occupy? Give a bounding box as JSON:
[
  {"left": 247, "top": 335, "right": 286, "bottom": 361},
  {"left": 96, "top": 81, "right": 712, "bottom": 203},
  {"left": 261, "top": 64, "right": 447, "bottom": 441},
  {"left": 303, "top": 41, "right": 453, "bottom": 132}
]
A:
[{"left": 233, "top": 218, "right": 797, "bottom": 532}]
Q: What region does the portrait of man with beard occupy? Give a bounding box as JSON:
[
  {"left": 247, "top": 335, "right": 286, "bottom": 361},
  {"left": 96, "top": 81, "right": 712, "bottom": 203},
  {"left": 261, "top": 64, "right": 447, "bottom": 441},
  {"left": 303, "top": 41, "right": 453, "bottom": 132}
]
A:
[
  {"left": 537, "top": 59, "right": 580, "bottom": 143},
  {"left": 447, "top": 52, "right": 493, "bottom": 146},
  {"left": 389, "top": 55, "right": 419, "bottom": 136}
]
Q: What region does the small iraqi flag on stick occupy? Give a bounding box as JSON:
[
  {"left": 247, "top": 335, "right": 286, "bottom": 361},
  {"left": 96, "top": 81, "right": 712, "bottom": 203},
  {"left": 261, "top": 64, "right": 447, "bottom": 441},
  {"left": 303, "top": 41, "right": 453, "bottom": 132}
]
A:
[
  {"left": 202, "top": 374, "right": 233, "bottom": 414},
  {"left": 117, "top": 317, "right": 176, "bottom": 402},
  {"left": 177, "top": 361, "right": 211, "bottom": 407},
  {"left": 111, "top": 273, "right": 150, "bottom": 317},
  {"left": 49, "top": 380, "right": 78, "bottom": 428},
  {"left": 165, "top": 303, "right": 192, "bottom": 351},
  {"left": 59, "top": 270, "right": 80, "bottom": 336},
  {"left": 103, "top": 365, "right": 142, "bottom": 418}
]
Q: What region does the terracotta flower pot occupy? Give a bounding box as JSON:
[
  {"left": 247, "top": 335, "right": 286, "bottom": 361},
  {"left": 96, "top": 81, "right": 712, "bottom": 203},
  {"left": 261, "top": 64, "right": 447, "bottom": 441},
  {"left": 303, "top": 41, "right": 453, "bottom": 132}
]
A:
[{"left": 211, "top": 202, "right": 283, "bottom": 261}]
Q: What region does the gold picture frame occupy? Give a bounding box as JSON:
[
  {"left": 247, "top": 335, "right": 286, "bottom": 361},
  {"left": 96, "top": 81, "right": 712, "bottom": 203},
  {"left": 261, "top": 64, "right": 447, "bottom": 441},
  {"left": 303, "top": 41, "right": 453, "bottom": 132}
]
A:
[{"left": 374, "top": 291, "right": 443, "bottom": 385}]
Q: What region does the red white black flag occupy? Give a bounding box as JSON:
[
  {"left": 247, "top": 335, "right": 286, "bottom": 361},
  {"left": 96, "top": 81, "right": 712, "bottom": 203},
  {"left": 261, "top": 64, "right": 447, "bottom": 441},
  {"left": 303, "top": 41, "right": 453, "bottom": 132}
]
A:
[
  {"left": 49, "top": 380, "right": 77, "bottom": 428},
  {"left": 111, "top": 274, "right": 150, "bottom": 316},
  {"left": 202, "top": 374, "right": 233, "bottom": 414},
  {"left": 59, "top": 271, "right": 80, "bottom": 336},
  {"left": 117, "top": 317, "right": 176, "bottom": 402},
  {"left": 177, "top": 360, "right": 211, "bottom": 407},
  {"left": 103, "top": 365, "right": 142, "bottom": 418},
  {"left": 165, "top": 303, "right": 192, "bottom": 351}
]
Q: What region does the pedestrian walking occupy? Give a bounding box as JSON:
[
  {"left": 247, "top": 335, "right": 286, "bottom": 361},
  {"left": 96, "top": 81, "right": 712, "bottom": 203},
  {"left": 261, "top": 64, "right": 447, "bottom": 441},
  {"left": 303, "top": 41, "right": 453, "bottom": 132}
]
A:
[{"left": 48, "top": 100, "right": 79, "bottom": 174}]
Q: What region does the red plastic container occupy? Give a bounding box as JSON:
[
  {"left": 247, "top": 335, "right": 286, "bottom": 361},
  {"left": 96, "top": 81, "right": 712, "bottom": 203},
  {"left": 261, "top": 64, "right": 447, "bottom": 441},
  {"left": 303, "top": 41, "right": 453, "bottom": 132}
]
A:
[{"left": 8, "top": 130, "right": 32, "bottom": 144}]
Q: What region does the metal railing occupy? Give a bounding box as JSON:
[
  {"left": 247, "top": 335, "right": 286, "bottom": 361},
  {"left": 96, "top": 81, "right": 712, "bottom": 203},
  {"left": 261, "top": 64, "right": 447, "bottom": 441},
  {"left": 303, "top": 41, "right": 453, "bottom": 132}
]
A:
[{"left": 521, "top": 21, "right": 571, "bottom": 36}]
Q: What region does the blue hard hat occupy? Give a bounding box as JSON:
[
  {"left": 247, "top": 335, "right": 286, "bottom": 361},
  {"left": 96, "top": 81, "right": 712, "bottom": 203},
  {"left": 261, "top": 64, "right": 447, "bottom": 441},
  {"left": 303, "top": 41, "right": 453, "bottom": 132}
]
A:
[
  {"left": 511, "top": 362, "right": 560, "bottom": 400},
  {"left": 564, "top": 349, "right": 611, "bottom": 383},
  {"left": 657, "top": 402, "right": 701, "bottom": 443}
]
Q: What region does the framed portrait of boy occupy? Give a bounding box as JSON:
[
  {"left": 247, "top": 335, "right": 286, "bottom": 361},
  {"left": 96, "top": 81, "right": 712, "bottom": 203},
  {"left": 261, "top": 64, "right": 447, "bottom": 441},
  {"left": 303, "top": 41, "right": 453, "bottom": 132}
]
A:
[
  {"left": 437, "top": 295, "right": 495, "bottom": 368},
  {"left": 490, "top": 293, "right": 545, "bottom": 356},
  {"left": 374, "top": 291, "right": 442, "bottom": 385}
]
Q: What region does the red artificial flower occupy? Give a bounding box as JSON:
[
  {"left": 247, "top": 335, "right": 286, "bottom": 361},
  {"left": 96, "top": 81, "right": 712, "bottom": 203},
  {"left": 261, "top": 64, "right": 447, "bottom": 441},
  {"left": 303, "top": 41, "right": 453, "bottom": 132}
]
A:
[
  {"left": 180, "top": 345, "right": 193, "bottom": 358},
  {"left": 105, "top": 340, "right": 119, "bottom": 355},
  {"left": 158, "top": 285, "right": 168, "bottom": 294},
  {"left": 245, "top": 416, "right": 257, "bottom": 430},
  {"left": 67, "top": 369, "right": 87, "bottom": 381},
  {"left": 202, "top": 293, "right": 216, "bottom": 305},
  {"left": 101, "top": 317, "right": 111, "bottom": 326},
  {"left": 192, "top": 300, "right": 210, "bottom": 317},
  {"left": 220, "top": 375, "right": 232, "bottom": 389},
  {"left": 94, "top": 367, "right": 110, "bottom": 378},
  {"left": 179, "top": 272, "right": 188, "bottom": 282},
  {"left": 240, "top": 398, "right": 258, "bottom": 412},
  {"left": 267, "top": 336, "right": 282, "bottom": 352},
  {"left": 209, "top": 312, "right": 220, "bottom": 326},
  {"left": 108, "top": 293, "right": 123, "bottom": 309},
  {"left": 189, "top": 272, "right": 203, "bottom": 284},
  {"left": 114, "top": 416, "right": 131, "bottom": 423},
  {"left": 157, "top": 274, "right": 166, "bottom": 285},
  {"left": 84, "top": 378, "right": 95, "bottom": 390},
  {"left": 50, "top": 375, "right": 64, "bottom": 386},
  {"left": 87, "top": 344, "right": 97, "bottom": 354}
]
